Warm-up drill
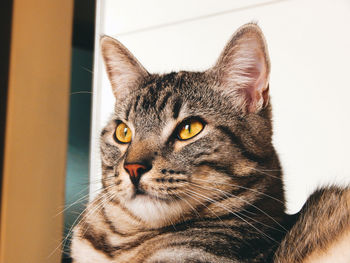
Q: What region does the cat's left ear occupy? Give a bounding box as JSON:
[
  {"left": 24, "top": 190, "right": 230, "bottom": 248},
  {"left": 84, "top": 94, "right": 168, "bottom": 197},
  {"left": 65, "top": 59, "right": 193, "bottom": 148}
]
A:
[
  {"left": 100, "top": 36, "right": 149, "bottom": 98},
  {"left": 210, "top": 23, "right": 270, "bottom": 113}
]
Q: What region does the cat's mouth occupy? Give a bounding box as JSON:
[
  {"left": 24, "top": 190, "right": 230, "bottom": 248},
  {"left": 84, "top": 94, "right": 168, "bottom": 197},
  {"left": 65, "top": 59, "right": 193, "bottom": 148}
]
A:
[
  {"left": 134, "top": 188, "right": 147, "bottom": 196},
  {"left": 131, "top": 187, "right": 170, "bottom": 202}
]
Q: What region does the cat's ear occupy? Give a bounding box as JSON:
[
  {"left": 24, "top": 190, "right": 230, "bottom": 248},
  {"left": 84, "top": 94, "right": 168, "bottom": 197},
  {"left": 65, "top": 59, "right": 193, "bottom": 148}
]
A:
[
  {"left": 211, "top": 23, "right": 270, "bottom": 113},
  {"left": 100, "top": 36, "right": 149, "bottom": 98}
]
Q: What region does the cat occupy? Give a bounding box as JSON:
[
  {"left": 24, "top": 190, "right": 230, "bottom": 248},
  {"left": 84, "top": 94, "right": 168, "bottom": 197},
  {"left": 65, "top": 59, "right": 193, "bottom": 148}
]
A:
[{"left": 70, "top": 23, "right": 350, "bottom": 263}]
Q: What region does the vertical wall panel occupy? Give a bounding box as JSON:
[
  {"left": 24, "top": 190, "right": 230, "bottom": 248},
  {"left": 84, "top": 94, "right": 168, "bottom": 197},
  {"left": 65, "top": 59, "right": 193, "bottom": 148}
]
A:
[{"left": 0, "top": 1, "right": 73, "bottom": 262}]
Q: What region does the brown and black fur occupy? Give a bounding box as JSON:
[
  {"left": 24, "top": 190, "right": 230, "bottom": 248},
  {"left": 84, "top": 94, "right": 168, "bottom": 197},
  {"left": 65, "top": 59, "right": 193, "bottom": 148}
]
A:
[
  {"left": 275, "top": 187, "right": 350, "bottom": 263},
  {"left": 71, "top": 23, "right": 350, "bottom": 263}
]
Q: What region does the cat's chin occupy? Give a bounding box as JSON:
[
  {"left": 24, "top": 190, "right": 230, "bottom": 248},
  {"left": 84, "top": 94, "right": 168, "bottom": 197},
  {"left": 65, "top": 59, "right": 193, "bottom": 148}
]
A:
[{"left": 124, "top": 192, "right": 186, "bottom": 227}]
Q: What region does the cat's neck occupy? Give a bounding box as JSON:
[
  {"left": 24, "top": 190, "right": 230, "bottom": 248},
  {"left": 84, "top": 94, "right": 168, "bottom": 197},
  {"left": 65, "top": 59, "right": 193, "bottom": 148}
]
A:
[{"left": 101, "top": 186, "right": 285, "bottom": 235}]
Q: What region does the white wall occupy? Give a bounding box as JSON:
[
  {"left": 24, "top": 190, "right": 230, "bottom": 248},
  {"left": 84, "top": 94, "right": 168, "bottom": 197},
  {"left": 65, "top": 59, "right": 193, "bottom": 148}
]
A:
[{"left": 91, "top": 0, "right": 350, "bottom": 214}]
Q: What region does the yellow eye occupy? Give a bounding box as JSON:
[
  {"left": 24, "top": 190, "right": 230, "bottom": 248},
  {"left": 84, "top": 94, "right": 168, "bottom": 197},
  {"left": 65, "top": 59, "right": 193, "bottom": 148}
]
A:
[
  {"left": 178, "top": 119, "right": 204, "bottom": 140},
  {"left": 115, "top": 122, "right": 132, "bottom": 143}
]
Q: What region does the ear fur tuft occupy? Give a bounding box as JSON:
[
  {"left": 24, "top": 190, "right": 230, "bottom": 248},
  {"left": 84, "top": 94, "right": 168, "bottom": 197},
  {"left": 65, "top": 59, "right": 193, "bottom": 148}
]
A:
[
  {"left": 100, "top": 36, "right": 149, "bottom": 98},
  {"left": 211, "top": 23, "right": 270, "bottom": 113}
]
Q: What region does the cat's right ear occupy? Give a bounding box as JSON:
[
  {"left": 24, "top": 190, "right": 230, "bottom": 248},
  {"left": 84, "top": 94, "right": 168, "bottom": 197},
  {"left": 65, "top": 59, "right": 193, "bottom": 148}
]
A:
[
  {"left": 100, "top": 36, "right": 149, "bottom": 98},
  {"left": 209, "top": 23, "right": 270, "bottom": 114}
]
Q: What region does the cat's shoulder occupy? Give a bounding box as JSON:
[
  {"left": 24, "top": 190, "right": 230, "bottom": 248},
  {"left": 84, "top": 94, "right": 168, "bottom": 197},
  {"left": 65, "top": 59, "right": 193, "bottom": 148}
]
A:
[{"left": 275, "top": 186, "right": 350, "bottom": 263}]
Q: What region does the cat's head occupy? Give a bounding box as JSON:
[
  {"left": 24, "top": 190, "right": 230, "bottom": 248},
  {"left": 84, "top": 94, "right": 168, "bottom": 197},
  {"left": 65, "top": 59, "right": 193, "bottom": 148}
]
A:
[{"left": 99, "top": 23, "right": 283, "bottom": 227}]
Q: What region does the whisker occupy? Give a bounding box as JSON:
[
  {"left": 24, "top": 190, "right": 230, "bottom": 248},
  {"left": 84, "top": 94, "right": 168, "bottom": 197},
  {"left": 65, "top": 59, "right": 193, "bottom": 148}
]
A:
[
  {"left": 71, "top": 91, "right": 93, "bottom": 95},
  {"left": 67, "top": 174, "right": 115, "bottom": 189},
  {"left": 194, "top": 178, "right": 284, "bottom": 204},
  {"left": 76, "top": 191, "right": 116, "bottom": 249},
  {"left": 184, "top": 188, "right": 278, "bottom": 243},
  {"left": 167, "top": 192, "right": 188, "bottom": 225},
  {"left": 56, "top": 186, "right": 105, "bottom": 217},
  {"left": 50, "top": 185, "right": 114, "bottom": 258},
  {"left": 88, "top": 174, "right": 116, "bottom": 186},
  {"left": 189, "top": 182, "right": 287, "bottom": 232},
  {"left": 174, "top": 190, "right": 203, "bottom": 219},
  {"left": 81, "top": 66, "right": 93, "bottom": 74},
  {"left": 50, "top": 197, "right": 101, "bottom": 258},
  {"left": 181, "top": 189, "right": 236, "bottom": 232},
  {"left": 256, "top": 168, "right": 282, "bottom": 172},
  {"left": 79, "top": 189, "right": 115, "bottom": 234},
  {"left": 249, "top": 167, "right": 281, "bottom": 180}
]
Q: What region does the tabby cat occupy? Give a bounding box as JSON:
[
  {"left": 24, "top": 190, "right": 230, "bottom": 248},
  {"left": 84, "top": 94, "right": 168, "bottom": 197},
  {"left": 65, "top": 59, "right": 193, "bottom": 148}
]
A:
[{"left": 71, "top": 23, "right": 350, "bottom": 263}]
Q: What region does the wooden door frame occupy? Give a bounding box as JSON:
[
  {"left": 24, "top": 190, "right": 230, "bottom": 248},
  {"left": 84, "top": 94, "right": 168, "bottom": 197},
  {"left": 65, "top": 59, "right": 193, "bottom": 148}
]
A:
[
  {"left": 0, "top": 0, "right": 13, "bottom": 207},
  {"left": 1, "top": 1, "right": 73, "bottom": 262}
]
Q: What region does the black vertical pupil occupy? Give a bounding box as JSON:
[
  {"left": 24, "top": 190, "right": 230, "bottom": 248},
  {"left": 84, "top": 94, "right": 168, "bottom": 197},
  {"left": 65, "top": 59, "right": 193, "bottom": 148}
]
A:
[
  {"left": 185, "top": 123, "right": 191, "bottom": 133},
  {"left": 123, "top": 127, "right": 128, "bottom": 136}
]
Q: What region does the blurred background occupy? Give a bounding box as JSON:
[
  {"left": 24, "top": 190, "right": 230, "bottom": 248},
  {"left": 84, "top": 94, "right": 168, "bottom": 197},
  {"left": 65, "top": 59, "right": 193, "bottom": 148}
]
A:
[
  {"left": 62, "top": 0, "right": 95, "bottom": 261},
  {"left": 1, "top": 0, "right": 350, "bottom": 262}
]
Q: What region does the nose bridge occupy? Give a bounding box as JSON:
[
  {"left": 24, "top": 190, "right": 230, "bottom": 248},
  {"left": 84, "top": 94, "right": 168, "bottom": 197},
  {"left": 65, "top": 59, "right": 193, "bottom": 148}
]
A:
[
  {"left": 125, "top": 138, "right": 157, "bottom": 164},
  {"left": 124, "top": 139, "right": 156, "bottom": 188}
]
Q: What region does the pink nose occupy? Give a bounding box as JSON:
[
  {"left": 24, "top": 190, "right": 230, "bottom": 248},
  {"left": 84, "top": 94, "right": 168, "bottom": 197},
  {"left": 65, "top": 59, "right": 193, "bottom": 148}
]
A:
[{"left": 124, "top": 163, "right": 148, "bottom": 186}]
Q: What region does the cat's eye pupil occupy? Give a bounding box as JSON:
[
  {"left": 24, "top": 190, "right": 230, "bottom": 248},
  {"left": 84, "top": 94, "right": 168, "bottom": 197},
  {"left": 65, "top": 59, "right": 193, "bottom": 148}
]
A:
[
  {"left": 123, "top": 127, "right": 128, "bottom": 136},
  {"left": 185, "top": 124, "right": 190, "bottom": 133}
]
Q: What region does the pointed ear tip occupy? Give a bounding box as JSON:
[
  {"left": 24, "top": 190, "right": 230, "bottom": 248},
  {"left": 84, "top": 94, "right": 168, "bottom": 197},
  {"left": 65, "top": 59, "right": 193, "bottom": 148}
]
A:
[
  {"left": 239, "top": 22, "right": 261, "bottom": 31},
  {"left": 100, "top": 35, "right": 110, "bottom": 42},
  {"left": 100, "top": 35, "right": 119, "bottom": 48},
  {"left": 234, "top": 23, "right": 266, "bottom": 41}
]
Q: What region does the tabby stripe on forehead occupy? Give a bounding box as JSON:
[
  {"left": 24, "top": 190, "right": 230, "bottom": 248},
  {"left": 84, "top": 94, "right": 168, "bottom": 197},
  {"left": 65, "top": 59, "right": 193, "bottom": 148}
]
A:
[
  {"left": 217, "top": 125, "right": 268, "bottom": 164},
  {"left": 155, "top": 78, "right": 163, "bottom": 92},
  {"left": 133, "top": 95, "right": 140, "bottom": 111},
  {"left": 149, "top": 85, "right": 155, "bottom": 96},
  {"left": 146, "top": 84, "right": 160, "bottom": 108},
  {"left": 125, "top": 102, "right": 132, "bottom": 121},
  {"left": 157, "top": 91, "right": 172, "bottom": 112},
  {"left": 175, "top": 73, "right": 183, "bottom": 90},
  {"left": 172, "top": 97, "right": 182, "bottom": 119},
  {"left": 141, "top": 96, "right": 151, "bottom": 111}
]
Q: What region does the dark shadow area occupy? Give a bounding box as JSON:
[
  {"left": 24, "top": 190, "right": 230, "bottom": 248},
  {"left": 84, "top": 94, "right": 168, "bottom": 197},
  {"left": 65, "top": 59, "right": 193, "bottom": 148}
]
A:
[
  {"left": 0, "top": 0, "right": 13, "bottom": 213},
  {"left": 62, "top": 0, "right": 96, "bottom": 262}
]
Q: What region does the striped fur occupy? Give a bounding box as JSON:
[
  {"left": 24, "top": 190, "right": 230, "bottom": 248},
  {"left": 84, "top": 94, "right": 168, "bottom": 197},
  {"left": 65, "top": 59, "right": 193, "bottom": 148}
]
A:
[
  {"left": 71, "top": 23, "right": 350, "bottom": 262},
  {"left": 274, "top": 187, "right": 350, "bottom": 263}
]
